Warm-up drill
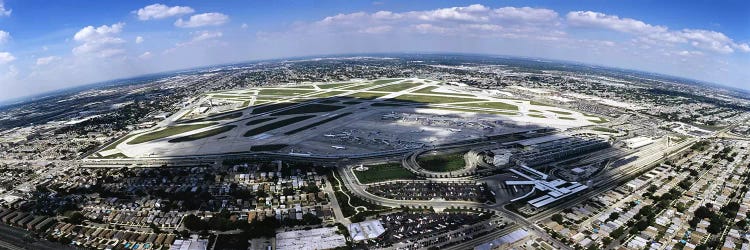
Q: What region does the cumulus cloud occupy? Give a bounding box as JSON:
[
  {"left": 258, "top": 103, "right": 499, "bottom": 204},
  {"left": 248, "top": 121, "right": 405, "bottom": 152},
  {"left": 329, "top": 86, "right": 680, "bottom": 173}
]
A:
[
  {"left": 72, "top": 23, "right": 127, "bottom": 57},
  {"left": 175, "top": 13, "right": 229, "bottom": 28},
  {"left": 191, "top": 31, "right": 223, "bottom": 42},
  {"left": 135, "top": 4, "right": 194, "bottom": 20},
  {"left": 36, "top": 56, "right": 61, "bottom": 65},
  {"left": 0, "top": 30, "right": 9, "bottom": 44},
  {"left": 0, "top": 1, "right": 11, "bottom": 17},
  {"left": 0, "top": 52, "right": 14, "bottom": 64},
  {"left": 566, "top": 11, "right": 666, "bottom": 34},
  {"left": 138, "top": 51, "right": 152, "bottom": 59},
  {"left": 567, "top": 10, "right": 749, "bottom": 54},
  {"left": 135, "top": 36, "right": 144, "bottom": 44},
  {"left": 305, "top": 4, "right": 562, "bottom": 40}
]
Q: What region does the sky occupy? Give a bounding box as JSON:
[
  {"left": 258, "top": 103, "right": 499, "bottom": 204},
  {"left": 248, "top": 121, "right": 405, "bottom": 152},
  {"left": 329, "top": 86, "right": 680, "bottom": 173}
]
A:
[{"left": 0, "top": 0, "right": 748, "bottom": 101}]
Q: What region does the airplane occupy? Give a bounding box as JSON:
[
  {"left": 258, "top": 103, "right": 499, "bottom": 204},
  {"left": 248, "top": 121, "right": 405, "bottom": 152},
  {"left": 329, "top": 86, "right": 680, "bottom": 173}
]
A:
[{"left": 331, "top": 146, "right": 346, "bottom": 150}]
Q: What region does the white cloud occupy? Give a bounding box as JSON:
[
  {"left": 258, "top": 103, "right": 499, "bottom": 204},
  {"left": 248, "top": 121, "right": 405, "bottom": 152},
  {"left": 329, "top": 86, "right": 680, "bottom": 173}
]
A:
[
  {"left": 135, "top": 4, "right": 194, "bottom": 20},
  {"left": 138, "top": 51, "right": 152, "bottom": 59},
  {"left": 359, "top": 25, "right": 392, "bottom": 34},
  {"left": 191, "top": 31, "right": 223, "bottom": 42},
  {"left": 567, "top": 10, "right": 749, "bottom": 54},
  {"left": 305, "top": 5, "right": 562, "bottom": 40},
  {"left": 566, "top": 11, "right": 666, "bottom": 34},
  {"left": 0, "top": 30, "right": 9, "bottom": 44},
  {"left": 0, "top": 1, "right": 11, "bottom": 17},
  {"left": 241, "top": 23, "right": 249, "bottom": 29},
  {"left": 135, "top": 36, "right": 144, "bottom": 44},
  {"left": 72, "top": 23, "right": 127, "bottom": 57},
  {"left": 36, "top": 56, "right": 61, "bottom": 65},
  {"left": 175, "top": 13, "right": 229, "bottom": 28},
  {"left": 0, "top": 52, "right": 15, "bottom": 64}
]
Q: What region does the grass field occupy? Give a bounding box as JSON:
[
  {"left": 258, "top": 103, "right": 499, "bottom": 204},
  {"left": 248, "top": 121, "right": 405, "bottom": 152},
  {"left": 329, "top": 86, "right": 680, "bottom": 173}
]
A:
[
  {"left": 102, "top": 134, "right": 136, "bottom": 151},
  {"left": 592, "top": 127, "right": 618, "bottom": 133},
  {"left": 245, "top": 117, "right": 276, "bottom": 126},
  {"left": 243, "top": 115, "right": 316, "bottom": 137},
  {"left": 353, "top": 163, "right": 416, "bottom": 184},
  {"left": 548, "top": 110, "right": 573, "bottom": 115},
  {"left": 250, "top": 102, "right": 298, "bottom": 114},
  {"left": 558, "top": 116, "right": 576, "bottom": 120},
  {"left": 528, "top": 114, "right": 546, "bottom": 118},
  {"left": 258, "top": 89, "right": 315, "bottom": 96},
  {"left": 342, "top": 79, "right": 401, "bottom": 90},
  {"left": 530, "top": 101, "right": 554, "bottom": 106},
  {"left": 128, "top": 123, "right": 218, "bottom": 144},
  {"left": 308, "top": 90, "right": 348, "bottom": 98},
  {"left": 369, "top": 81, "right": 422, "bottom": 92},
  {"left": 455, "top": 101, "right": 519, "bottom": 111},
  {"left": 412, "top": 86, "right": 475, "bottom": 96},
  {"left": 316, "top": 82, "right": 352, "bottom": 89},
  {"left": 271, "top": 104, "right": 344, "bottom": 116},
  {"left": 388, "top": 94, "right": 481, "bottom": 104},
  {"left": 181, "top": 112, "right": 242, "bottom": 123},
  {"left": 168, "top": 125, "right": 236, "bottom": 142},
  {"left": 417, "top": 152, "right": 467, "bottom": 172},
  {"left": 529, "top": 109, "right": 542, "bottom": 113},
  {"left": 346, "top": 91, "right": 388, "bottom": 100},
  {"left": 284, "top": 113, "right": 352, "bottom": 135},
  {"left": 250, "top": 144, "right": 289, "bottom": 152},
  {"left": 588, "top": 117, "right": 609, "bottom": 124}
]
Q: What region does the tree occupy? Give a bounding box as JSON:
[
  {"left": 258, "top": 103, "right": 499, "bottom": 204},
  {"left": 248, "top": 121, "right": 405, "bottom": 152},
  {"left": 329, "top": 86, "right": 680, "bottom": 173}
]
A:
[
  {"left": 551, "top": 214, "right": 564, "bottom": 224},
  {"left": 607, "top": 212, "right": 620, "bottom": 222},
  {"left": 183, "top": 214, "right": 206, "bottom": 231}
]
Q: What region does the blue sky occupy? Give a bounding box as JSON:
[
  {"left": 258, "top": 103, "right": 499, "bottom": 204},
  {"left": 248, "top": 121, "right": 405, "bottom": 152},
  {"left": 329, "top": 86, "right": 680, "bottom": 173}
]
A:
[{"left": 0, "top": 0, "right": 748, "bottom": 101}]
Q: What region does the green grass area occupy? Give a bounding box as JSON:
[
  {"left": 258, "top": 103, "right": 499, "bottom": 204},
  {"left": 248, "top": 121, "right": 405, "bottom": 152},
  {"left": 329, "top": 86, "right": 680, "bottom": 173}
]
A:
[
  {"left": 308, "top": 91, "right": 348, "bottom": 98},
  {"left": 168, "top": 125, "right": 236, "bottom": 143},
  {"left": 316, "top": 82, "right": 352, "bottom": 89},
  {"left": 250, "top": 144, "right": 289, "bottom": 152},
  {"left": 558, "top": 117, "right": 576, "bottom": 120},
  {"left": 100, "top": 153, "right": 129, "bottom": 159},
  {"left": 529, "top": 109, "right": 542, "bottom": 113},
  {"left": 353, "top": 163, "right": 417, "bottom": 184},
  {"left": 342, "top": 79, "right": 402, "bottom": 90},
  {"left": 251, "top": 102, "right": 298, "bottom": 114},
  {"left": 417, "top": 152, "right": 467, "bottom": 172},
  {"left": 592, "top": 127, "right": 618, "bottom": 133},
  {"left": 285, "top": 113, "right": 352, "bottom": 135},
  {"left": 211, "top": 94, "right": 245, "bottom": 99},
  {"left": 455, "top": 101, "right": 519, "bottom": 111},
  {"left": 271, "top": 104, "right": 344, "bottom": 116},
  {"left": 102, "top": 134, "right": 136, "bottom": 151},
  {"left": 388, "top": 94, "right": 482, "bottom": 104},
  {"left": 127, "top": 123, "right": 218, "bottom": 144},
  {"left": 180, "top": 112, "right": 243, "bottom": 123},
  {"left": 528, "top": 114, "right": 546, "bottom": 118},
  {"left": 588, "top": 117, "right": 609, "bottom": 124},
  {"left": 369, "top": 81, "right": 422, "bottom": 92},
  {"left": 433, "top": 107, "right": 516, "bottom": 115},
  {"left": 245, "top": 117, "right": 276, "bottom": 126},
  {"left": 258, "top": 88, "right": 315, "bottom": 96},
  {"left": 346, "top": 91, "right": 389, "bottom": 100},
  {"left": 530, "top": 101, "right": 554, "bottom": 106},
  {"left": 284, "top": 85, "right": 315, "bottom": 89},
  {"left": 244, "top": 115, "right": 316, "bottom": 137},
  {"left": 548, "top": 110, "right": 573, "bottom": 115},
  {"left": 412, "top": 86, "right": 475, "bottom": 96}
]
